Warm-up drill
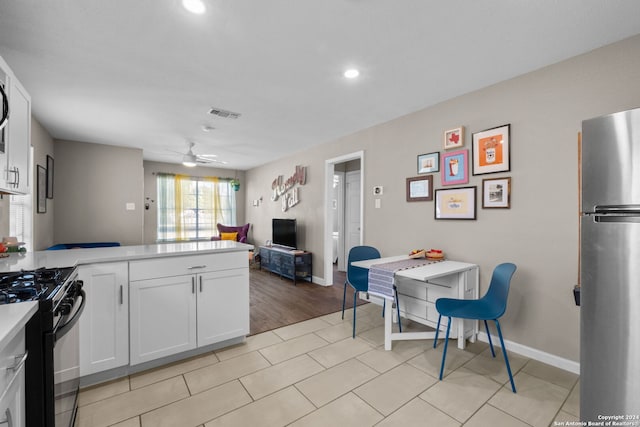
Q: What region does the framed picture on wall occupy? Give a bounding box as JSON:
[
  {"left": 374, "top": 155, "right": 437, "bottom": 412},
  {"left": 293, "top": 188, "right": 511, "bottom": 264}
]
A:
[
  {"left": 406, "top": 175, "right": 433, "bottom": 202},
  {"left": 472, "top": 124, "right": 511, "bottom": 175},
  {"left": 46, "top": 155, "right": 54, "bottom": 199},
  {"left": 444, "top": 126, "right": 465, "bottom": 150},
  {"left": 417, "top": 152, "right": 439, "bottom": 174},
  {"left": 37, "top": 165, "right": 47, "bottom": 213},
  {"left": 482, "top": 177, "right": 511, "bottom": 208},
  {"left": 435, "top": 186, "right": 477, "bottom": 220},
  {"left": 441, "top": 149, "right": 469, "bottom": 186}
]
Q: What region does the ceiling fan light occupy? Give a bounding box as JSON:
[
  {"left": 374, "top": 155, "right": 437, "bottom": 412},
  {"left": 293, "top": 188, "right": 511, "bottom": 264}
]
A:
[
  {"left": 182, "top": 152, "right": 197, "bottom": 167},
  {"left": 182, "top": 0, "right": 206, "bottom": 14}
]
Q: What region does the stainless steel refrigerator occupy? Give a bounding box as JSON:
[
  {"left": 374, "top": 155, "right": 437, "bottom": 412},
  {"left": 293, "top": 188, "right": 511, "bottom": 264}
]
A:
[{"left": 581, "top": 107, "right": 640, "bottom": 421}]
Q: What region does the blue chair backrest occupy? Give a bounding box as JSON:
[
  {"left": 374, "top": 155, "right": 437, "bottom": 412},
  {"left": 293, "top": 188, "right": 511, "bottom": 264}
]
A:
[
  {"left": 482, "top": 262, "right": 517, "bottom": 319},
  {"left": 347, "top": 246, "right": 381, "bottom": 292}
]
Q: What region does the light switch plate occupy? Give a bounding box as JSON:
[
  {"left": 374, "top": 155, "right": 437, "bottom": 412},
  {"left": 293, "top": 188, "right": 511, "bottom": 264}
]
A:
[{"left": 126, "top": 203, "right": 135, "bottom": 211}]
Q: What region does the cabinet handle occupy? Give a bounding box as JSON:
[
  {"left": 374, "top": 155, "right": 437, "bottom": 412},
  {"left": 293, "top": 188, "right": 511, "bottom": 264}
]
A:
[
  {"left": 192, "top": 277, "right": 195, "bottom": 293},
  {"left": 199, "top": 275, "right": 203, "bottom": 292},
  {"left": 6, "top": 351, "right": 28, "bottom": 373},
  {"left": 15, "top": 167, "right": 19, "bottom": 188},
  {"left": 119, "top": 285, "right": 123, "bottom": 305},
  {"left": 188, "top": 265, "right": 206, "bottom": 270},
  {"left": 0, "top": 408, "right": 13, "bottom": 427}
]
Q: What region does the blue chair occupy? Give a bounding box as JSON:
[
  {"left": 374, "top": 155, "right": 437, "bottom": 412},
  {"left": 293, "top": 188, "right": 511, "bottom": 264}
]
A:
[
  {"left": 433, "top": 263, "right": 518, "bottom": 393},
  {"left": 341, "top": 246, "right": 402, "bottom": 338}
]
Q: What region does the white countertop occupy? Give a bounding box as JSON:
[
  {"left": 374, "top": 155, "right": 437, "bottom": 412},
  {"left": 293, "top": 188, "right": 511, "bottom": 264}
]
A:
[
  {"left": 0, "top": 241, "right": 253, "bottom": 347},
  {"left": 0, "top": 240, "right": 254, "bottom": 272},
  {"left": 0, "top": 301, "right": 38, "bottom": 350}
]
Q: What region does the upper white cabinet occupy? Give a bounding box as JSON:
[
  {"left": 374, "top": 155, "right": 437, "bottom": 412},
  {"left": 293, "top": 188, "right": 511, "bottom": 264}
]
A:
[
  {"left": 0, "top": 54, "right": 31, "bottom": 195},
  {"left": 78, "top": 262, "right": 130, "bottom": 376}
]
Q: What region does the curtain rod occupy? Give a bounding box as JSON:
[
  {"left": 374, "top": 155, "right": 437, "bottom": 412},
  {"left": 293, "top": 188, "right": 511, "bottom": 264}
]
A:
[{"left": 152, "top": 172, "right": 234, "bottom": 180}]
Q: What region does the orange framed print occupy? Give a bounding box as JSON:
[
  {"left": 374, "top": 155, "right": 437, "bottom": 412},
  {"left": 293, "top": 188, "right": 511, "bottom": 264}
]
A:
[
  {"left": 472, "top": 124, "right": 510, "bottom": 175},
  {"left": 435, "top": 186, "right": 476, "bottom": 220},
  {"left": 482, "top": 177, "right": 511, "bottom": 208},
  {"left": 444, "top": 126, "right": 465, "bottom": 150}
]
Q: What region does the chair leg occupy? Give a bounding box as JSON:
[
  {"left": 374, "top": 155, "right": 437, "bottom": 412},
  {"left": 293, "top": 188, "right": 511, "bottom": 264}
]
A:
[
  {"left": 433, "top": 314, "right": 442, "bottom": 348},
  {"left": 352, "top": 290, "right": 358, "bottom": 338},
  {"left": 495, "top": 319, "right": 516, "bottom": 393},
  {"left": 438, "top": 317, "right": 452, "bottom": 380},
  {"left": 394, "top": 287, "right": 402, "bottom": 333},
  {"left": 341, "top": 281, "right": 347, "bottom": 320},
  {"left": 484, "top": 320, "right": 496, "bottom": 358}
]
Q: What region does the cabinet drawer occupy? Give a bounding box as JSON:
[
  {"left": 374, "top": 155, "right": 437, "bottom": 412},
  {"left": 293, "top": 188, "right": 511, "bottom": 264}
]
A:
[
  {"left": 426, "top": 283, "right": 455, "bottom": 303},
  {"left": 398, "top": 294, "right": 427, "bottom": 320},
  {"left": 395, "top": 277, "right": 427, "bottom": 300},
  {"left": 427, "top": 274, "right": 456, "bottom": 288},
  {"left": 130, "top": 252, "right": 247, "bottom": 281},
  {"left": 1, "top": 329, "right": 26, "bottom": 394}
]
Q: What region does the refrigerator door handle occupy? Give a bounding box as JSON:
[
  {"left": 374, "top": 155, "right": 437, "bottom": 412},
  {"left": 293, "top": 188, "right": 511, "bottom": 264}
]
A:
[
  {"left": 594, "top": 205, "right": 640, "bottom": 214},
  {"left": 594, "top": 214, "right": 640, "bottom": 223}
]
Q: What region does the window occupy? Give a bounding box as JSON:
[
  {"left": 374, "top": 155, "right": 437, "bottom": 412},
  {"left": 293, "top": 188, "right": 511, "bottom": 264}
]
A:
[
  {"left": 157, "top": 173, "right": 236, "bottom": 242},
  {"left": 9, "top": 193, "right": 32, "bottom": 252}
]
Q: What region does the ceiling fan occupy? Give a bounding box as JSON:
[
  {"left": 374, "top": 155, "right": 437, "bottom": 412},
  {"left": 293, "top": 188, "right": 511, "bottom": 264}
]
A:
[{"left": 179, "top": 142, "right": 225, "bottom": 167}]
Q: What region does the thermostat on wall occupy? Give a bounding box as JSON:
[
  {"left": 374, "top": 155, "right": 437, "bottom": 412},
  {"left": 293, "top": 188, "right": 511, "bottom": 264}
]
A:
[{"left": 373, "top": 186, "right": 383, "bottom": 196}]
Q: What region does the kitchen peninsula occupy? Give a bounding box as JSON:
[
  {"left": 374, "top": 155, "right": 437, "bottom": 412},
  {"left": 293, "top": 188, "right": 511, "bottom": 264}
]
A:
[{"left": 0, "top": 240, "right": 253, "bottom": 387}]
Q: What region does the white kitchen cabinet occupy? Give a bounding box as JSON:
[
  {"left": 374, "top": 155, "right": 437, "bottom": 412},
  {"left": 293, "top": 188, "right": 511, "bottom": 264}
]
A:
[
  {"left": 197, "top": 269, "right": 249, "bottom": 346},
  {"left": 129, "top": 274, "right": 197, "bottom": 365},
  {"left": 0, "top": 328, "right": 26, "bottom": 427},
  {"left": 129, "top": 252, "right": 249, "bottom": 365},
  {"left": 0, "top": 54, "right": 31, "bottom": 195},
  {"left": 78, "top": 262, "right": 129, "bottom": 376}
]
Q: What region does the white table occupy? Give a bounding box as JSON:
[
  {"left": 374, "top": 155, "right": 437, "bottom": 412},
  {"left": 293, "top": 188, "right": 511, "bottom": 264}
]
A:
[{"left": 352, "top": 256, "right": 479, "bottom": 350}]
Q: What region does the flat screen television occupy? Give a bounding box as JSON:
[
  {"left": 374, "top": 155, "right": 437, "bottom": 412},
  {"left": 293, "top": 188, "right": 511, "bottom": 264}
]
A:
[{"left": 272, "top": 218, "right": 297, "bottom": 249}]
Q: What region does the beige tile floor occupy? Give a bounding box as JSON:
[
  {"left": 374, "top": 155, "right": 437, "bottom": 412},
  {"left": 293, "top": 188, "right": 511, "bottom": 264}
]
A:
[{"left": 77, "top": 303, "right": 580, "bottom": 427}]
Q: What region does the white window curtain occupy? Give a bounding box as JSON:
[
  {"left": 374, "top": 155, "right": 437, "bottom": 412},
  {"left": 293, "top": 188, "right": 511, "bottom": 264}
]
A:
[{"left": 157, "top": 173, "right": 236, "bottom": 242}]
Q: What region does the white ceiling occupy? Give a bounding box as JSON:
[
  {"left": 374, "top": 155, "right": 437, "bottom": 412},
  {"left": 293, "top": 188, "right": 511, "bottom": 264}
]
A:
[{"left": 1, "top": 0, "right": 640, "bottom": 170}]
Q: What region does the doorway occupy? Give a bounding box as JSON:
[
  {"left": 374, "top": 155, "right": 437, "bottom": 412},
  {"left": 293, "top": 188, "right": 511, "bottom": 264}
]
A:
[{"left": 324, "top": 151, "right": 364, "bottom": 285}]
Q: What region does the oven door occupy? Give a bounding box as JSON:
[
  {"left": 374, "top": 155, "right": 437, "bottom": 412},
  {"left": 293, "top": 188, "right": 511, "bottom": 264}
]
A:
[{"left": 50, "top": 285, "right": 85, "bottom": 427}]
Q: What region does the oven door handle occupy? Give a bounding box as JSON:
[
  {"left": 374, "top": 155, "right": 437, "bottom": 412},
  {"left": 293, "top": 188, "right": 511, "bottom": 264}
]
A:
[{"left": 54, "top": 288, "right": 86, "bottom": 342}]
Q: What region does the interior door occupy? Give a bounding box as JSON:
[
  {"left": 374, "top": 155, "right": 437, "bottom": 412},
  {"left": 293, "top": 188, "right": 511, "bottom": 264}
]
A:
[{"left": 344, "top": 171, "right": 361, "bottom": 267}]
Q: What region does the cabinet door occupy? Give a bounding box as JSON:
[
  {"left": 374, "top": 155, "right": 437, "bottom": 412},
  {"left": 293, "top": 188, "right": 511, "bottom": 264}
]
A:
[
  {"left": 130, "top": 275, "right": 197, "bottom": 365},
  {"left": 197, "top": 268, "right": 249, "bottom": 347},
  {"left": 79, "top": 262, "right": 129, "bottom": 376},
  {"left": 6, "top": 76, "right": 30, "bottom": 194}
]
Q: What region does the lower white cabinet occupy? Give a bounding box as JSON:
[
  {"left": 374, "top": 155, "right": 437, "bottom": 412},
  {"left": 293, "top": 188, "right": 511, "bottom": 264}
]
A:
[
  {"left": 129, "top": 274, "right": 197, "bottom": 365},
  {"left": 129, "top": 252, "right": 250, "bottom": 365},
  {"left": 197, "top": 269, "right": 249, "bottom": 346},
  {"left": 78, "top": 262, "right": 129, "bottom": 376},
  {"left": 0, "top": 329, "right": 26, "bottom": 427}
]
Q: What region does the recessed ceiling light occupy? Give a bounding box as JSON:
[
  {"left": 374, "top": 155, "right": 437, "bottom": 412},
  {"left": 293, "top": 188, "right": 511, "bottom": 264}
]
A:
[
  {"left": 182, "top": 0, "right": 206, "bottom": 14},
  {"left": 344, "top": 69, "right": 360, "bottom": 79}
]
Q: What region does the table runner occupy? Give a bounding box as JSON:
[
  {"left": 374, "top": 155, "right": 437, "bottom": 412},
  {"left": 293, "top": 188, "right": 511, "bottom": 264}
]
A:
[{"left": 368, "top": 258, "right": 444, "bottom": 300}]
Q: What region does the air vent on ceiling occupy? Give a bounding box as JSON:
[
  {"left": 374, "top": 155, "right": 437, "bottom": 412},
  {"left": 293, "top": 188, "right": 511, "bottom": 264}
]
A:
[{"left": 208, "top": 107, "right": 241, "bottom": 119}]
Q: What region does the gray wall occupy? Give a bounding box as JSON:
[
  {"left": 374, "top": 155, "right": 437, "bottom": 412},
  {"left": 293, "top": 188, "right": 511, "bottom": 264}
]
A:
[
  {"left": 53, "top": 140, "right": 144, "bottom": 246},
  {"left": 142, "top": 161, "right": 247, "bottom": 244},
  {"left": 31, "top": 118, "right": 55, "bottom": 250},
  {"left": 245, "top": 34, "right": 640, "bottom": 363}
]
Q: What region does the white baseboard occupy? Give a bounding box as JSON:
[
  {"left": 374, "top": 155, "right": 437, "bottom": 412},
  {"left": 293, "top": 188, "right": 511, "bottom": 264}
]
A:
[{"left": 477, "top": 331, "right": 579, "bottom": 375}]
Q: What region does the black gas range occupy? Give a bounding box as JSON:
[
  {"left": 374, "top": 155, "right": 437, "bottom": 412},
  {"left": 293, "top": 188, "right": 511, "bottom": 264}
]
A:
[{"left": 1, "top": 267, "right": 85, "bottom": 427}]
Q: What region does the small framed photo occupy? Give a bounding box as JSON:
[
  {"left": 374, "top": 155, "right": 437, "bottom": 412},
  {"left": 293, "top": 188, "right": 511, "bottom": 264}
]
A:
[
  {"left": 37, "top": 165, "right": 47, "bottom": 214},
  {"left": 46, "top": 155, "right": 54, "bottom": 199},
  {"left": 417, "top": 152, "right": 439, "bottom": 174},
  {"left": 444, "top": 126, "right": 465, "bottom": 150},
  {"left": 482, "top": 177, "right": 511, "bottom": 208},
  {"left": 441, "top": 149, "right": 469, "bottom": 186},
  {"left": 472, "top": 124, "right": 511, "bottom": 175},
  {"left": 435, "top": 186, "right": 477, "bottom": 220},
  {"left": 406, "top": 175, "right": 433, "bottom": 202}
]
